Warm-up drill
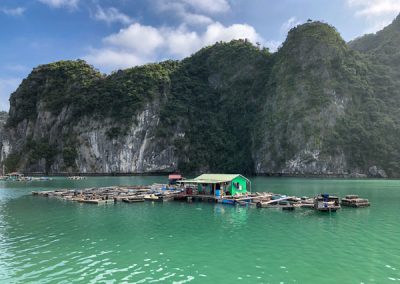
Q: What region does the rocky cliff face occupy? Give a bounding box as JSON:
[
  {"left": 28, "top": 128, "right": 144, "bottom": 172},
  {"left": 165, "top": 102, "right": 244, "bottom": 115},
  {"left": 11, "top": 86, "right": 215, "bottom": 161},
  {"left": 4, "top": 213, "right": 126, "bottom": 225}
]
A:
[
  {"left": 2, "top": 60, "right": 179, "bottom": 174},
  {"left": 72, "top": 101, "right": 177, "bottom": 173},
  {"left": 254, "top": 22, "right": 351, "bottom": 175},
  {"left": 0, "top": 111, "right": 9, "bottom": 173},
  {"left": 2, "top": 19, "right": 400, "bottom": 177},
  {"left": 4, "top": 99, "right": 177, "bottom": 173}
]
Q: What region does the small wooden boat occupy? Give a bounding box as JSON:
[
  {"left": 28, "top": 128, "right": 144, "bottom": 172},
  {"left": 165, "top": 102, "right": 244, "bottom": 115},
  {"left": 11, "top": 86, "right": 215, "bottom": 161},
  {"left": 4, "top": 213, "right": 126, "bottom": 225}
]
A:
[
  {"left": 220, "top": 198, "right": 235, "bottom": 205},
  {"left": 314, "top": 194, "right": 341, "bottom": 212},
  {"left": 159, "top": 195, "right": 174, "bottom": 202},
  {"left": 256, "top": 199, "right": 295, "bottom": 210},
  {"left": 122, "top": 197, "right": 145, "bottom": 203},
  {"left": 279, "top": 200, "right": 295, "bottom": 211},
  {"left": 256, "top": 196, "right": 292, "bottom": 208},
  {"left": 70, "top": 197, "right": 84, "bottom": 202},
  {"left": 299, "top": 197, "right": 314, "bottom": 208},
  {"left": 341, "top": 195, "right": 370, "bottom": 208},
  {"left": 144, "top": 194, "right": 162, "bottom": 201},
  {"left": 236, "top": 200, "right": 256, "bottom": 207},
  {"left": 67, "top": 176, "right": 86, "bottom": 180},
  {"left": 79, "top": 199, "right": 114, "bottom": 205}
]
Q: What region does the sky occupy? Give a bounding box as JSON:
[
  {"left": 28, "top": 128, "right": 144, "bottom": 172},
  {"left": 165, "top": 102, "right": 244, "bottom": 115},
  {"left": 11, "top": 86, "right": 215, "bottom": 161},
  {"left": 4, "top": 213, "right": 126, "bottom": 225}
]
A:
[{"left": 0, "top": 0, "right": 399, "bottom": 111}]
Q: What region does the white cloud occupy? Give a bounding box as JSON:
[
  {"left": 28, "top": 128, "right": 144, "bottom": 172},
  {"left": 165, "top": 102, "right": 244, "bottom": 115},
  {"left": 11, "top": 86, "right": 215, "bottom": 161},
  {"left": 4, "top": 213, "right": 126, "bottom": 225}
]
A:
[
  {"left": 83, "top": 49, "right": 147, "bottom": 71},
  {"left": 182, "top": 12, "right": 214, "bottom": 25},
  {"left": 162, "top": 27, "right": 201, "bottom": 57},
  {"left": 83, "top": 21, "right": 264, "bottom": 72},
  {"left": 280, "top": 17, "right": 302, "bottom": 35},
  {"left": 157, "top": 0, "right": 230, "bottom": 15},
  {"left": 1, "top": 7, "right": 25, "bottom": 16},
  {"left": 38, "top": 0, "right": 78, "bottom": 9},
  {"left": 154, "top": 0, "right": 229, "bottom": 27},
  {"left": 347, "top": 0, "right": 400, "bottom": 33},
  {"left": 201, "top": 22, "right": 262, "bottom": 47},
  {"left": 82, "top": 1, "right": 260, "bottom": 72},
  {"left": 181, "top": 0, "right": 230, "bottom": 14},
  {"left": 93, "top": 6, "right": 132, "bottom": 25},
  {"left": 347, "top": 0, "right": 400, "bottom": 16},
  {"left": 0, "top": 78, "right": 22, "bottom": 111},
  {"left": 103, "top": 23, "right": 164, "bottom": 55},
  {"left": 155, "top": 1, "right": 214, "bottom": 26}
]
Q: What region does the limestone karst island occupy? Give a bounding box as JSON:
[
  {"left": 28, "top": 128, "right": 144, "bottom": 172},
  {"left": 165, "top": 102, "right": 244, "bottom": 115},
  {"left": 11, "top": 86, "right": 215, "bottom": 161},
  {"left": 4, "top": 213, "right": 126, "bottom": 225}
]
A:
[{"left": 0, "top": 1, "right": 400, "bottom": 283}]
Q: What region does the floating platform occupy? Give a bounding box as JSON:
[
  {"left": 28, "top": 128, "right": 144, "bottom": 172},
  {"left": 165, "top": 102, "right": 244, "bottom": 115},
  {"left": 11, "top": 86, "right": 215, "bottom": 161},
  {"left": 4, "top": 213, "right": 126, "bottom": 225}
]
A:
[
  {"left": 31, "top": 187, "right": 370, "bottom": 214},
  {"left": 341, "top": 195, "right": 370, "bottom": 207}
]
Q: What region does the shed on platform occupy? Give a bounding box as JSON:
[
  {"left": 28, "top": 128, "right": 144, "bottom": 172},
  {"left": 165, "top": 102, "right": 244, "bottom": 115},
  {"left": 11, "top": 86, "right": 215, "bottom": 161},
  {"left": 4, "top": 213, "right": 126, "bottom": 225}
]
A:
[{"left": 178, "top": 174, "right": 251, "bottom": 197}]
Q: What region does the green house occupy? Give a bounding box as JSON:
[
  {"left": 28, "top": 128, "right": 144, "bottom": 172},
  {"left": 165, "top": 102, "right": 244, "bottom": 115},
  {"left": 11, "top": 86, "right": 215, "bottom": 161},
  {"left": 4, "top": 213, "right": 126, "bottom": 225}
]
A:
[{"left": 179, "top": 174, "right": 251, "bottom": 196}]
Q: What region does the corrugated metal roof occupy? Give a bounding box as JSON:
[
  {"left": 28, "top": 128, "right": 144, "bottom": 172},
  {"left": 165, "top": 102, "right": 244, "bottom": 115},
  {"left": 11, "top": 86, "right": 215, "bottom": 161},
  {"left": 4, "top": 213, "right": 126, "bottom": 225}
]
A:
[
  {"left": 178, "top": 174, "right": 246, "bottom": 184},
  {"left": 178, "top": 179, "right": 227, "bottom": 184},
  {"left": 196, "top": 174, "right": 241, "bottom": 182}
]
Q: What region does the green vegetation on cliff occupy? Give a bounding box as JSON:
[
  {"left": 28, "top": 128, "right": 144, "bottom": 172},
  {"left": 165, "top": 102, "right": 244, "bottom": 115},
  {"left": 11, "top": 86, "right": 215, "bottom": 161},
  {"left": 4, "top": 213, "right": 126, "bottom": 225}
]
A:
[
  {"left": 7, "top": 60, "right": 102, "bottom": 126},
  {"left": 349, "top": 14, "right": 400, "bottom": 72},
  {"left": 158, "top": 40, "right": 272, "bottom": 174},
  {"left": 8, "top": 60, "right": 178, "bottom": 126},
  {"left": 3, "top": 17, "right": 400, "bottom": 176},
  {"left": 342, "top": 15, "right": 400, "bottom": 175},
  {"left": 84, "top": 60, "right": 178, "bottom": 123}
]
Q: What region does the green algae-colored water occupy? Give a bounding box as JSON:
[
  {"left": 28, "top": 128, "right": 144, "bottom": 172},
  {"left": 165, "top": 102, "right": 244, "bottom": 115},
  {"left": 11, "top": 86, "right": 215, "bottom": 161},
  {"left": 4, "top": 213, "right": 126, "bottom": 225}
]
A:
[{"left": 0, "top": 177, "right": 400, "bottom": 283}]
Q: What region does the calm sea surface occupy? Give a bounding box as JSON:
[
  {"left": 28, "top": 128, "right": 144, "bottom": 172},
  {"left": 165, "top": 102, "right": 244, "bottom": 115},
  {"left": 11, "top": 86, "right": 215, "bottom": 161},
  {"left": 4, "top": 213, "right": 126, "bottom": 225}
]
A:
[{"left": 0, "top": 177, "right": 399, "bottom": 283}]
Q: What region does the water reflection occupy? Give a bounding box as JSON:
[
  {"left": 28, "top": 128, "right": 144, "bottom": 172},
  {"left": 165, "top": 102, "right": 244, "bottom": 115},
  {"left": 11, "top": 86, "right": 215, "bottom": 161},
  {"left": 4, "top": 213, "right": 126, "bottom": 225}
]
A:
[{"left": 213, "top": 204, "right": 249, "bottom": 228}]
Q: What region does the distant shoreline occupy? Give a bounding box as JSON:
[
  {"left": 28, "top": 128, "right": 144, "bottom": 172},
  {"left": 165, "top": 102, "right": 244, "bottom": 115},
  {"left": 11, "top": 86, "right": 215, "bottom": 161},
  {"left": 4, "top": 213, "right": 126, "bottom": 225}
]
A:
[
  {"left": 20, "top": 172, "right": 387, "bottom": 179},
  {"left": 23, "top": 172, "right": 172, "bottom": 177}
]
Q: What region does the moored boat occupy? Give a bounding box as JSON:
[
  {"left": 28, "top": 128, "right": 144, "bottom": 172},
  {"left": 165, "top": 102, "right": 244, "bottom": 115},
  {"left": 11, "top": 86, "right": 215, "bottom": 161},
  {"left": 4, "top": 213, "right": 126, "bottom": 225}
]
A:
[
  {"left": 67, "top": 176, "right": 86, "bottom": 180},
  {"left": 122, "top": 197, "right": 145, "bottom": 203},
  {"left": 256, "top": 197, "right": 296, "bottom": 210},
  {"left": 220, "top": 198, "right": 236, "bottom": 205},
  {"left": 79, "top": 199, "right": 114, "bottom": 205},
  {"left": 144, "top": 194, "right": 162, "bottom": 202},
  {"left": 314, "top": 194, "right": 341, "bottom": 212},
  {"left": 159, "top": 195, "right": 175, "bottom": 201}
]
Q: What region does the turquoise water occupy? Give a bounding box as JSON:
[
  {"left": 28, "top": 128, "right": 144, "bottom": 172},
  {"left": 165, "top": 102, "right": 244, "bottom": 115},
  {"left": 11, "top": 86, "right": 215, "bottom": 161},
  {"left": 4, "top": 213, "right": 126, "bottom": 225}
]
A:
[{"left": 0, "top": 177, "right": 400, "bottom": 283}]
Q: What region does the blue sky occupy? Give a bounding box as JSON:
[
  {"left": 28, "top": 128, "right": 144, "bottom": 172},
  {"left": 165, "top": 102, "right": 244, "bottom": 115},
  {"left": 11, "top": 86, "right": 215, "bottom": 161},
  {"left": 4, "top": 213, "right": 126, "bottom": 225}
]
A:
[{"left": 0, "top": 0, "right": 399, "bottom": 111}]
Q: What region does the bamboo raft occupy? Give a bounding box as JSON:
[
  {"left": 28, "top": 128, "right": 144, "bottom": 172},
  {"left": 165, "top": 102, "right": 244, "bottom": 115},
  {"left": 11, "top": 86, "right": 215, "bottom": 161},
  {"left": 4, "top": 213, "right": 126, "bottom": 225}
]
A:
[
  {"left": 31, "top": 187, "right": 370, "bottom": 212},
  {"left": 341, "top": 195, "right": 370, "bottom": 208},
  {"left": 32, "top": 185, "right": 181, "bottom": 205}
]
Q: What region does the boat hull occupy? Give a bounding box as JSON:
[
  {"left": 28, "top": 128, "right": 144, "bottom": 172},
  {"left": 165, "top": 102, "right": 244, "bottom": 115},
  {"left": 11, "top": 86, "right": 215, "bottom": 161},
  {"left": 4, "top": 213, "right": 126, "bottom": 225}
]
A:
[{"left": 122, "top": 198, "right": 145, "bottom": 203}]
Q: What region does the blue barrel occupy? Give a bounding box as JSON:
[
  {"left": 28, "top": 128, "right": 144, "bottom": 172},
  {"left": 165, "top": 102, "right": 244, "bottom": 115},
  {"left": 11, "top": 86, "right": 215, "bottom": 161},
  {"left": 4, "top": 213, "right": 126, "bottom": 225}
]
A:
[{"left": 215, "top": 189, "right": 220, "bottom": 197}]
